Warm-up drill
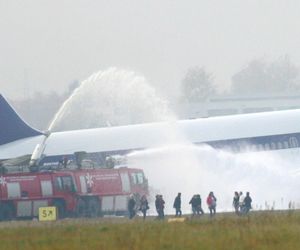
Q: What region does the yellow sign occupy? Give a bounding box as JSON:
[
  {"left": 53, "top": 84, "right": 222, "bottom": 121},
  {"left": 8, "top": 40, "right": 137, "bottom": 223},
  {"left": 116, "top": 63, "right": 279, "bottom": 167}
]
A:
[
  {"left": 167, "top": 217, "right": 186, "bottom": 223},
  {"left": 38, "top": 206, "right": 57, "bottom": 221}
]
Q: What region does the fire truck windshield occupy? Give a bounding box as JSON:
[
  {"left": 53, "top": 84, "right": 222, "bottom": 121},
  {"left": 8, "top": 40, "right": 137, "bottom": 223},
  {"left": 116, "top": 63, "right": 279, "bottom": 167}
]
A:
[
  {"left": 131, "top": 172, "right": 144, "bottom": 185},
  {"left": 54, "top": 176, "right": 76, "bottom": 193}
]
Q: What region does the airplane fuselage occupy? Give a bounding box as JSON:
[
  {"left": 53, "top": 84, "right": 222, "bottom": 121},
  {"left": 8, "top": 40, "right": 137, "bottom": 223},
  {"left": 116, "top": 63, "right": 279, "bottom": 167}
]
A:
[{"left": 1, "top": 108, "right": 300, "bottom": 166}]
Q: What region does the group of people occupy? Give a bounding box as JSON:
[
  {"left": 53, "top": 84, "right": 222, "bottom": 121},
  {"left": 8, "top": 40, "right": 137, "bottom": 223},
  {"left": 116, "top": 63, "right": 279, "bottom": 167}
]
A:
[
  {"left": 128, "top": 194, "right": 149, "bottom": 220},
  {"left": 127, "top": 191, "right": 252, "bottom": 220},
  {"left": 127, "top": 194, "right": 166, "bottom": 220},
  {"left": 128, "top": 193, "right": 167, "bottom": 220},
  {"left": 174, "top": 192, "right": 217, "bottom": 218},
  {"left": 233, "top": 191, "right": 252, "bottom": 215}
]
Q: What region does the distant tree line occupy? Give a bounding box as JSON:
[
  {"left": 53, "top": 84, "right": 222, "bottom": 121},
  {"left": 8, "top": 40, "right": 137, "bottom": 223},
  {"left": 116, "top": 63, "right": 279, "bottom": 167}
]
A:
[
  {"left": 181, "top": 55, "right": 300, "bottom": 102},
  {"left": 231, "top": 56, "right": 300, "bottom": 95}
]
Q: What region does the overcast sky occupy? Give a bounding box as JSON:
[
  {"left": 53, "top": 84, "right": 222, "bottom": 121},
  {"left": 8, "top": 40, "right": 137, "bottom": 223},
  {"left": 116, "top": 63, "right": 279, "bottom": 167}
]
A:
[{"left": 1, "top": 0, "right": 300, "bottom": 99}]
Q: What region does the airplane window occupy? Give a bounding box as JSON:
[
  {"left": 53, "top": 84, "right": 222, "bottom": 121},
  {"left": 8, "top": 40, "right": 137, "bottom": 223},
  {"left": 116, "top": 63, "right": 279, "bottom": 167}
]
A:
[
  {"left": 289, "top": 137, "right": 299, "bottom": 148},
  {"left": 271, "top": 142, "right": 276, "bottom": 150},
  {"left": 258, "top": 144, "right": 264, "bottom": 151},
  {"left": 231, "top": 146, "right": 239, "bottom": 153}
]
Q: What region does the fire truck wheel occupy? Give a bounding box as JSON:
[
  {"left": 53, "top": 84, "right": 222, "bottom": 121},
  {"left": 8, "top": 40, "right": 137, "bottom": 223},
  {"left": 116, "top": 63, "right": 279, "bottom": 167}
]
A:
[
  {"left": 75, "top": 199, "right": 86, "bottom": 217},
  {"left": 88, "top": 199, "right": 100, "bottom": 218},
  {"left": 53, "top": 200, "right": 65, "bottom": 219},
  {"left": 0, "top": 203, "right": 14, "bottom": 221}
]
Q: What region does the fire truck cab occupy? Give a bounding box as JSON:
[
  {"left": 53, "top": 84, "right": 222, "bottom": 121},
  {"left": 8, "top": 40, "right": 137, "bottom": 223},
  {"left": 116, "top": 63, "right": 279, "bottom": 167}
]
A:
[{"left": 0, "top": 167, "right": 148, "bottom": 220}]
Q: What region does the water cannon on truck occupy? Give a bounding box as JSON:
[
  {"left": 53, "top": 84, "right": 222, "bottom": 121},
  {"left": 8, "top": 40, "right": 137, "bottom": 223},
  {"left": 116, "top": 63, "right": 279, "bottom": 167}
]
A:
[{"left": 29, "top": 130, "right": 51, "bottom": 171}]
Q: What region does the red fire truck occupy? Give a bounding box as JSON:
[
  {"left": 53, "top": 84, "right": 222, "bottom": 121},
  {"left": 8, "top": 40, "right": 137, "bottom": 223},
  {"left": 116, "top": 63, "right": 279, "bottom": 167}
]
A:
[{"left": 0, "top": 166, "right": 148, "bottom": 220}]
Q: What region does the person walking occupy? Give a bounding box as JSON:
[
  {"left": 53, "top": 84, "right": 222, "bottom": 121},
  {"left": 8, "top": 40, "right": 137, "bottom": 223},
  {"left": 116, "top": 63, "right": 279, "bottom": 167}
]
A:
[
  {"left": 189, "top": 194, "right": 204, "bottom": 217},
  {"left": 189, "top": 195, "right": 198, "bottom": 217},
  {"left": 139, "top": 195, "right": 149, "bottom": 220},
  {"left": 173, "top": 193, "right": 182, "bottom": 217},
  {"left": 155, "top": 195, "right": 160, "bottom": 219},
  {"left": 155, "top": 195, "right": 165, "bottom": 220},
  {"left": 128, "top": 194, "right": 136, "bottom": 219},
  {"left": 196, "top": 194, "right": 205, "bottom": 215},
  {"left": 239, "top": 191, "right": 245, "bottom": 213},
  {"left": 243, "top": 192, "right": 252, "bottom": 214},
  {"left": 206, "top": 192, "right": 217, "bottom": 217},
  {"left": 233, "top": 191, "right": 240, "bottom": 214}
]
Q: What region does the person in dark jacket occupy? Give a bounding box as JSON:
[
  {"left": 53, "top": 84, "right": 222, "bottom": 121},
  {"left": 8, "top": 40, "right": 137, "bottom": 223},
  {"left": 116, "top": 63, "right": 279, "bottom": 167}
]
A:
[
  {"left": 243, "top": 192, "right": 252, "bottom": 214},
  {"left": 128, "top": 195, "right": 136, "bottom": 219},
  {"left": 155, "top": 195, "right": 161, "bottom": 219},
  {"left": 173, "top": 193, "right": 182, "bottom": 217},
  {"left": 189, "top": 195, "right": 197, "bottom": 216},
  {"left": 139, "top": 195, "right": 149, "bottom": 220},
  {"left": 196, "top": 194, "right": 204, "bottom": 215},
  {"left": 155, "top": 195, "right": 165, "bottom": 220},
  {"left": 189, "top": 194, "right": 204, "bottom": 217}
]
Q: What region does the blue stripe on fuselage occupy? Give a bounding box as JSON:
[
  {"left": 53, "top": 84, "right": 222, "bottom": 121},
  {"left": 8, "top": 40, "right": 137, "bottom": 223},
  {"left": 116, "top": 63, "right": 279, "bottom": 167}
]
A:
[{"left": 203, "top": 132, "right": 300, "bottom": 152}]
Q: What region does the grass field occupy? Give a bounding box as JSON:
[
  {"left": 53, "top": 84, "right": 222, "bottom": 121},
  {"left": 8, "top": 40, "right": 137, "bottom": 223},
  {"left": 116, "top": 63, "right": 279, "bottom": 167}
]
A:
[{"left": 0, "top": 211, "right": 299, "bottom": 250}]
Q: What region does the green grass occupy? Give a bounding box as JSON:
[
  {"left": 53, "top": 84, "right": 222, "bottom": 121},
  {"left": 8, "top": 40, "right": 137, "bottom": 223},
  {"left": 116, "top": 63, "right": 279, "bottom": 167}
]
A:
[{"left": 0, "top": 211, "right": 299, "bottom": 250}]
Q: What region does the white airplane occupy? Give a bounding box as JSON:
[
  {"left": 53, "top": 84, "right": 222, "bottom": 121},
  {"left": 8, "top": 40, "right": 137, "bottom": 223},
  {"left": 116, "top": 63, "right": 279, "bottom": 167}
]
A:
[{"left": 1, "top": 94, "right": 300, "bottom": 167}]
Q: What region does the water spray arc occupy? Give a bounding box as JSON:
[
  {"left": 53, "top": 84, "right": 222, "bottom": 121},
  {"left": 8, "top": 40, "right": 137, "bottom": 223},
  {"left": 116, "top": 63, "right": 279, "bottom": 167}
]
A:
[
  {"left": 49, "top": 67, "right": 174, "bottom": 132},
  {"left": 29, "top": 80, "right": 87, "bottom": 167},
  {"left": 29, "top": 68, "right": 174, "bottom": 168},
  {"left": 29, "top": 75, "right": 93, "bottom": 167}
]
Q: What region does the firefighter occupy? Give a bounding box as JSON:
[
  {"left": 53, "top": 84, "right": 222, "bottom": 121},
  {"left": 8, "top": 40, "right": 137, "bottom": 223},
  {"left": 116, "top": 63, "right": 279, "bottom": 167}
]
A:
[
  {"left": 128, "top": 194, "right": 136, "bottom": 219},
  {"left": 63, "top": 155, "right": 68, "bottom": 168}
]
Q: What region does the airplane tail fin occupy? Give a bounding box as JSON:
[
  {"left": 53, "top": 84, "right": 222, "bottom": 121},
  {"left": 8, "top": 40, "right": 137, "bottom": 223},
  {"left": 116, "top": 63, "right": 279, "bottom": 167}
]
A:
[{"left": 0, "top": 94, "right": 43, "bottom": 145}]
